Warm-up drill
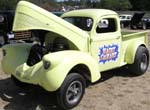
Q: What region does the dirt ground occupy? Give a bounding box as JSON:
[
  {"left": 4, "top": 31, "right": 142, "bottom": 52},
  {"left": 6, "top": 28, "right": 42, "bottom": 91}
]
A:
[{"left": 0, "top": 30, "right": 150, "bottom": 110}]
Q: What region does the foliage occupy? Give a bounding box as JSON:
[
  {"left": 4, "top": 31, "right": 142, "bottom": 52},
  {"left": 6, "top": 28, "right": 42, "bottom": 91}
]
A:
[
  {"left": 0, "top": 0, "right": 150, "bottom": 11},
  {"left": 0, "top": 0, "right": 57, "bottom": 11},
  {"left": 63, "top": 0, "right": 86, "bottom": 7},
  {"left": 0, "top": 0, "right": 19, "bottom": 10},
  {"left": 129, "top": 0, "right": 150, "bottom": 11},
  {"left": 62, "top": 0, "right": 132, "bottom": 10},
  {"left": 100, "top": 0, "right": 132, "bottom": 11}
]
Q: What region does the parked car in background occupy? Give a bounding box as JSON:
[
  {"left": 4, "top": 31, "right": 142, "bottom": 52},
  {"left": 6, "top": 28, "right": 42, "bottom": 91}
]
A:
[
  {"left": 132, "top": 17, "right": 150, "bottom": 29},
  {"left": 0, "top": 11, "right": 14, "bottom": 46},
  {"left": 142, "top": 17, "right": 150, "bottom": 29},
  {"left": 130, "top": 12, "right": 145, "bottom": 29},
  {"left": 119, "top": 14, "right": 132, "bottom": 28}
]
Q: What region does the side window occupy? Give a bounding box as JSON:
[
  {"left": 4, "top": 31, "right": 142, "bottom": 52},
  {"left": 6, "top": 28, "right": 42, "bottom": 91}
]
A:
[{"left": 96, "top": 18, "right": 117, "bottom": 33}]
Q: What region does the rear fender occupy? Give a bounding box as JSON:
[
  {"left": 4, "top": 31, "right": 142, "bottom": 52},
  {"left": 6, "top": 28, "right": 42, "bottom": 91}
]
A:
[{"left": 125, "top": 41, "right": 146, "bottom": 64}]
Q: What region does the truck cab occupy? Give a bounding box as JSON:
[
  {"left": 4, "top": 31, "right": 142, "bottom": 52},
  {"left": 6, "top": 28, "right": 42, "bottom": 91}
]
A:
[{"left": 62, "top": 10, "right": 122, "bottom": 71}]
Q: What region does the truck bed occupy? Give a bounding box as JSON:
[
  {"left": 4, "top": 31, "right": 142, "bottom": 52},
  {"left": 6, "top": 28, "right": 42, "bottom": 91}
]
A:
[
  {"left": 120, "top": 30, "right": 148, "bottom": 66},
  {"left": 121, "top": 31, "right": 137, "bottom": 36},
  {"left": 122, "top": 30, "right": 148, "bottom": 38}
]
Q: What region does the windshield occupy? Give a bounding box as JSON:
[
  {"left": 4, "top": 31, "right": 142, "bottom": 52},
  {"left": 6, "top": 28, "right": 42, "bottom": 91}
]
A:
[{"left": 64, "top": 17, "right": 93, "bottom": 31}]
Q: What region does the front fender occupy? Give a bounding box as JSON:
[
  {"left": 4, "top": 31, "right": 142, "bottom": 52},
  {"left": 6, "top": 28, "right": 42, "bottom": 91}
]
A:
[
  {"left": 41, "top": 51, "right": 101, "bottom": 91},
  {"left": 125, "top": 41, "right": 146, "bottom": 64},
  {"left": 14, "top": 51, "right": 100, "bottom": 92}
]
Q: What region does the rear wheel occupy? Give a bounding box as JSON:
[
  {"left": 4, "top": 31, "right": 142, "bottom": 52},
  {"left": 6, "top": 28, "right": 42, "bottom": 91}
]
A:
[
  {"left": 57, "top": 73, "right": 85, "bottom": 110},
  {"left": 128, "top": 46, "right": 149, "bottom": 75}
]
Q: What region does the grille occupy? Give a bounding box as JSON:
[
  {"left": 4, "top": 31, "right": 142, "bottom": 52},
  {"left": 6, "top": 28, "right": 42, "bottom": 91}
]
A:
[{"left": 14, "top": 31, "right": 31, "bottom": 40}]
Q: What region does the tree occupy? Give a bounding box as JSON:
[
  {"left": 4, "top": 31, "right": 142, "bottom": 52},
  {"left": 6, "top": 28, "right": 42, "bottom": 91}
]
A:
[
  {"left": 100, "top": 0, "right": 132, "bottom": 10},
  {"left": 129, "top": 0, "right": 150, "bottom": 11},
  {"left": 0, "top": 0, "right": 19, "bottom": 10},
  {"left": 0, "top": 0, "right": 58, "bottom": 11}
]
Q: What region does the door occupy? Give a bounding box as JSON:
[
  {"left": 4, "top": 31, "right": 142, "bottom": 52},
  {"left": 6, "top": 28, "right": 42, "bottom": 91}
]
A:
[{"left": 90, "top": 15, "right": 121, "bottom": 71}]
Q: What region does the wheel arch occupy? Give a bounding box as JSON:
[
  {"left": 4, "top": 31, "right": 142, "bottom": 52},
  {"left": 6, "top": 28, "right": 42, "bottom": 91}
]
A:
[
  {"left": 62, "top": 58, "right": 101, "bottom": 84},
  {"left": 56, "top": 56, "right": 101, "bottom": 90},
  {"left": 41, "top": 51, "right": 101, "bottom": 91},
  {"left": 125, "top": 41, "right": 146, "bottom": 64},
  {"left": 59, "top": 55, "right": 101, "bottom": 88},
  {"left": 128, "top": 46, "right": 149, "bottom": 75},
  {"left": 68, "top": 64, "right": 92, "bottom": 85}
]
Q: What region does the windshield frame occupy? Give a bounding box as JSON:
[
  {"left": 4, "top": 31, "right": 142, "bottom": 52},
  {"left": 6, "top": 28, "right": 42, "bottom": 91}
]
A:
[{"left": 63, "top": 16, "right": 93, "bottom": 31}]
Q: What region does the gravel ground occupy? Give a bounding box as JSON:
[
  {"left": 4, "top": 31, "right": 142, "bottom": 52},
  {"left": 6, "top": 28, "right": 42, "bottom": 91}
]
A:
[{"left": 0, "top": 29, "right": 150, "bottom": 110}]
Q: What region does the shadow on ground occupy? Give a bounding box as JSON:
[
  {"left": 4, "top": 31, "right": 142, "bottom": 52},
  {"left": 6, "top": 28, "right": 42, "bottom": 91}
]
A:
[
  {"left": 0, "top": 65, "right": 149, "bottom": 110},
  {"left": 0, "top": 78, "right": 62, "bottom": 110},
  {"left": 92, "top": 66, "right": 136, "bottom": 85}
]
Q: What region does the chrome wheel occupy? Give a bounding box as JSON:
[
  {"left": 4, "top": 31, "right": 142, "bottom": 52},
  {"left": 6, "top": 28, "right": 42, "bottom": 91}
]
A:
[
  {"left": 66, "top": 80, "right": 83, "bottom": 105},
  {"left": 128, "top": 46, "right": 149, "bottom": 75},
  {"left": 140, "top": 53, "right": 148, "bottom": 71},
  {"left": 57, "top": 73, "right": 85, "bottom": 109}
]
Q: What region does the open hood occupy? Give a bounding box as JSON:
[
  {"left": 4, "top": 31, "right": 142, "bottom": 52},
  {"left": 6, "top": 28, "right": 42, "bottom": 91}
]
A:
[
  {"left": 130, "top": 12, "right": 145, "bottom": 25},
  {"left": 13, "top": 1, "right": 89, "bottom": 51}
]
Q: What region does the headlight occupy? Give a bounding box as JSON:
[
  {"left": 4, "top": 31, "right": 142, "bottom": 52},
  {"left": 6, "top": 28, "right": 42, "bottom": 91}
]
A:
[
  {"left": 0, "top": 15, "right": 4, "bottom": 23},
  {"left": 43, "top": 60, "right": 51, "bottom": 69}
]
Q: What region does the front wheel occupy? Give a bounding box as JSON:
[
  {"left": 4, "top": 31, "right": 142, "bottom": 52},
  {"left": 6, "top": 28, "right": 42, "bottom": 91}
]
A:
[
  {"left": 57, "top": 73, "right": 86, "bottom": 110},
  {"left": 128, "top": 46, "right": 149, "bottom": 75}
]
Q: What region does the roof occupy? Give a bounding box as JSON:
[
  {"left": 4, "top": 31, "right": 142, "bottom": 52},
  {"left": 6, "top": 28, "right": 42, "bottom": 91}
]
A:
[{"left": 61, "top": 9, "right": 118, "bottom": 19}]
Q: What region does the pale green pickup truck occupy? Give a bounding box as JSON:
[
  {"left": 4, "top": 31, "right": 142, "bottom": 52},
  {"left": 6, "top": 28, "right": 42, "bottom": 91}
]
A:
[{"left": 1, "top": 1, "right": 149, "bottom": 110}]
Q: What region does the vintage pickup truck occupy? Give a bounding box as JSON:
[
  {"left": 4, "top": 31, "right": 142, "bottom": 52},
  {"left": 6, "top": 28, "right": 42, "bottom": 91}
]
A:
[{"left": 1, "top": 1, "right": 149, "bottom": 110}]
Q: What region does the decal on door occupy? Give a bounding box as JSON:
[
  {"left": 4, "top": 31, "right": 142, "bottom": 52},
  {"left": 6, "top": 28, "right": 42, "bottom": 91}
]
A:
[{"left": 98, "top": 44, "right": 119, "bottom": 64}]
